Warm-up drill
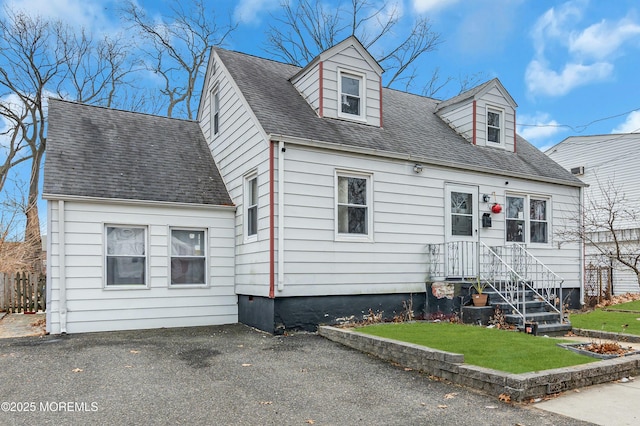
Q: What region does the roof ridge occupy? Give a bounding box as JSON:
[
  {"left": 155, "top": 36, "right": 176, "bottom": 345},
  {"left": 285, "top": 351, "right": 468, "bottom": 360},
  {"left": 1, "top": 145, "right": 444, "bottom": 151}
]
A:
[{"left": 48, "top": 98, "right": 198, "bottom": 123}]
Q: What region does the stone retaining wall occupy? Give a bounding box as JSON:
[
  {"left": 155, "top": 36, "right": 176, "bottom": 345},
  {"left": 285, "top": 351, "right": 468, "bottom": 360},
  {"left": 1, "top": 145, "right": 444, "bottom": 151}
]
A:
[
  {"left": 319, "top": 325, "right": 640, "bottom": 401},
  {"left": 573, "top": 328, "right": 640, "bottom": 343}
]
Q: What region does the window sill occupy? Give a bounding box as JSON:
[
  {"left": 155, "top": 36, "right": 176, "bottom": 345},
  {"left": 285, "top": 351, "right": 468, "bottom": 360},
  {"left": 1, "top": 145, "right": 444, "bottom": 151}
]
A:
[
  {"left": 335, "top": 233, "right": 374, "bottom": 243},
  {"left": 103, "top": 285, "right": 150, "bottom": 290},
  {"left": 169, "top": 283, "right": 210, "bottom": 289}
]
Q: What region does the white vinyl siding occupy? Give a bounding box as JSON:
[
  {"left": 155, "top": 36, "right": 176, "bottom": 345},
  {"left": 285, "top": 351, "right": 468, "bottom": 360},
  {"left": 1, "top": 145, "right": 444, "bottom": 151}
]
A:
[
  {"left": 547, "top": 133, "right": 640, "bottom": 294},
  {"left": 438, "top": 84, "right": 515, "bottom": 151},
  {"left": 291, "top": 65, "right": 320, "bottom": 115},
  {"left": 307, "top": 44, "right": 381, "bottom": 126},
  {"left": 199, "top": 52, "right": 271, "bottom": 297},
  {"left": 46, "top": 200, "right": 236, "bottom": 334},
  {"left": 277, "top": 145, "right": 581, "bottom": 297}
]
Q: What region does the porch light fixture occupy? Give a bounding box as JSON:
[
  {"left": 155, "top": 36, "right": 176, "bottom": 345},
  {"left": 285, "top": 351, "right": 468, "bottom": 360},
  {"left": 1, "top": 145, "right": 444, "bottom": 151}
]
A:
[
  {"left": 413, "top": 164, "right": 423, "bottom": 174},
  {"left": 482, "top": 194, "right": 491, "bottom": 202}
]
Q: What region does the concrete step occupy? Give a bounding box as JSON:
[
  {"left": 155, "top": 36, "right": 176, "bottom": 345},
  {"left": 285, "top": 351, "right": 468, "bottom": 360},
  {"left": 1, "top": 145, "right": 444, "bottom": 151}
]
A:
[
  {"left": 517, "top": 322, "right": 573, "bottom": 337},
  {"left": 505, "top": 311, "right": 562, "bottom": 324}
]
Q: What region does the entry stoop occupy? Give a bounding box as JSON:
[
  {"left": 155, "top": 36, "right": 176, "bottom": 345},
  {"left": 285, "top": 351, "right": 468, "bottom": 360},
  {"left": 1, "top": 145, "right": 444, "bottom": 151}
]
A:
[{"left": 485, "top": 289, "right": 572, "bottom": 336}]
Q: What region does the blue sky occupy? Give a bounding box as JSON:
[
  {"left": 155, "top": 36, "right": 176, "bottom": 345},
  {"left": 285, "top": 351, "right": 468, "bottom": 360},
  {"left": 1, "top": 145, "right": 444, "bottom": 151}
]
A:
[{"left": 6, "top": 0, "right": 640, "bottom": 151}]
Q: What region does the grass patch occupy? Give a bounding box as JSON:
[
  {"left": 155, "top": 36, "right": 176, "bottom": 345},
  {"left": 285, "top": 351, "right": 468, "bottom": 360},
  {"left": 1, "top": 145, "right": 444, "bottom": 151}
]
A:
[
  {"left": 570, "top": 309, "right": 640, "bottom": 335},
  {"left": 605, "top": 300, "right": 640, "bottom": 312},
  {"left": 356, "top": 322, "right": 594, "bottom": 374}
]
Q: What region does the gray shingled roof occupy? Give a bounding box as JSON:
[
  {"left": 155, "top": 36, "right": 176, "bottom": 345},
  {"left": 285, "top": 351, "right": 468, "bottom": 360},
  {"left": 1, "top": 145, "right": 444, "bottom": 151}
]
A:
[
  {"left": 216, "top": 49, "right": 583, "bottom": 187},
  {"left": 44, "top": 99, "right": 232, "bottom": 205}
]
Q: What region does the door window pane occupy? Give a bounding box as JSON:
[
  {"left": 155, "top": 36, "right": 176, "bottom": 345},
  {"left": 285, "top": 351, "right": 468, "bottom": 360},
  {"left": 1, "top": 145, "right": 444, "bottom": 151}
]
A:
[{"left": 450, "top": 191, "right": 473, "bottom": 236}]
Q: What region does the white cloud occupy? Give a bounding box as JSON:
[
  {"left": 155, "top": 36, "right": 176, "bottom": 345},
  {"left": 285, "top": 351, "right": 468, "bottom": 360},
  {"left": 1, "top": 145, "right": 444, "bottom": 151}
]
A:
[
  {"left": 525, "top": 0, "right": 640, "bottom": 97},
  {"left": 3, "top": 0, "right": 120, "bottom": 35},
  {"left": 234, "top": 0, "right": 280, "bottom": 25},
  {"left": 530, "top": 0, "right": 584, "bottom": 56},
  {"left": 612, "top": 111, "right": 640, "bottom": 134},
  {"left": 412, "top": 0, "right": 460, "bottom": 14},
  {"left": 517, "top": 112, "right": 564, "bottom": 146},
  {"left": 525, "top": 59, "right": 613, "bottom": 97},
  {"left": 569, "top": 17, "right": 640, "bottom": 60}
]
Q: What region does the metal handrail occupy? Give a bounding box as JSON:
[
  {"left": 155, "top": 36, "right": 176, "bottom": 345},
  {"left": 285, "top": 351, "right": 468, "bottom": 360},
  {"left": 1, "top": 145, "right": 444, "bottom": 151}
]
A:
[
  {"left": 479, "top": 243, "right": 527, "bottom": 325},
  {"left": 510, "top": 243, "right": 564, "bottom": 320}
]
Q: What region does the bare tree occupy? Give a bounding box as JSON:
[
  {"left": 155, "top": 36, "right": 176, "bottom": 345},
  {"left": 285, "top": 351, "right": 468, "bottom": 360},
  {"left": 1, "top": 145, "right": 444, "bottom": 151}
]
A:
[
  {"left": 265, "top": 0, "right": 446, "bottom": 94},
  {"left": 0, "top": 180, "right": 43, "bottom": 272},
  {"left": 0, "top": 7, "right": 137, "bottom": 270},
  {"left": 121, "top": 0, "right": 235, "bottom": 119},
  {"left": 558, "top": 178, "right": 640, "bottom": 288}
]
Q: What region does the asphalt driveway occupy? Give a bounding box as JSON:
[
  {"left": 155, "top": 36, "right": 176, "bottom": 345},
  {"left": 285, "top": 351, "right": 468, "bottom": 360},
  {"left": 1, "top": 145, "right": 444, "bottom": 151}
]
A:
[{"left": 0, "top": 324, "right": 590, "bottom": 425}]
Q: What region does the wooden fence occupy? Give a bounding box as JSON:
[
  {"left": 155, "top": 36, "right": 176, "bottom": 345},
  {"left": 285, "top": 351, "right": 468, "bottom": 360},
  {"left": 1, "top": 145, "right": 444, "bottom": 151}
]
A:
[{"left": 0, "top": 272, "right": 46, "bottom": 313}]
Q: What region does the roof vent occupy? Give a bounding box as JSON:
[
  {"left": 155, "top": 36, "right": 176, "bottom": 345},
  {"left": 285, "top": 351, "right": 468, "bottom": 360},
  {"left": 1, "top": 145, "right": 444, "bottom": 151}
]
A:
[{"left": 571, "top": 166, "right": 585, "bottom": 176}]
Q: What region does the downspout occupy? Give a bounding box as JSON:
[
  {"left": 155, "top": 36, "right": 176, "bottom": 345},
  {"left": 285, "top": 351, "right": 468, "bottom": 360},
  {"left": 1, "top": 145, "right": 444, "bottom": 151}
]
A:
[
  {"left": 269, "top": 142, "right": 275, "bottom": 298},
  {"left": 277, "top": 141, "right": 285, "bottom": 291},
  {"left": 45, "top": 201, "right": 52, "bottom": 333},
  {"left": 472, "top": 100, "right": 477, "bottom": 145},
  {"left": 58, "top": 200, "right": 67, "bottom": 334}
]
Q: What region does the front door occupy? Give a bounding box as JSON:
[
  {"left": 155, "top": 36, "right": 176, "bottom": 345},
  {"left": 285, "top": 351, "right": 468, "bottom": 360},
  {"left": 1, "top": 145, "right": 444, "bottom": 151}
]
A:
[{"left": 445, "top": 184, "right": 478, "bottom": 278}]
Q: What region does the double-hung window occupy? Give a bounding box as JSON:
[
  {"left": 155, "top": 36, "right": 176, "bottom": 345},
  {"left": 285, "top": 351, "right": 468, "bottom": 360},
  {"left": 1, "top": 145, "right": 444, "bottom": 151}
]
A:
[
  {"left": 336, "top": 172, "right": 371, "bottom": 237},
  {"left": 245, "top": 173, "right": 258, "bottom": 239},
  {"left": 105, "top": 226, "right": 147, "bottom": 286},
  {"left": 339, "top": 71, "right": 364, "bottom": 119},
  {"left": 211, "top": 87, "right": 220, "bottom": 136},
  {"left": 170, "top": 229, "right": 206, "bottom": 285},
  {"left": 506, "top": 195, "right": 549, "bottom": 244},
  {"left": 487, "top": 108, "right": 502, "bottom": 145}
]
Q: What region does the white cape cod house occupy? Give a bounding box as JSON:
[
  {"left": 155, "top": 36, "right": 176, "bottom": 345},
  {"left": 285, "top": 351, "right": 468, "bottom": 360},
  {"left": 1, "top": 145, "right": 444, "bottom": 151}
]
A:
[{"left": 44, "top": 37, "right": 585, "bottom": 334}]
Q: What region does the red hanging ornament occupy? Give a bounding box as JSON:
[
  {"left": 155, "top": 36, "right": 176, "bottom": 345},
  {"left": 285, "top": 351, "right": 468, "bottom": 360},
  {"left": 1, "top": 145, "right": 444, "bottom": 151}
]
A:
[{"left": 491, "top": 203, "right": 502, "bottom": 214}]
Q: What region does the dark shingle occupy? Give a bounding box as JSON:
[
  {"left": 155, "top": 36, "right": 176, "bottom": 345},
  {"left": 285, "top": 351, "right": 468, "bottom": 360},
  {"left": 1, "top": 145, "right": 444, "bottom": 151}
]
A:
[
  {"left": 216, "top": 49, "right": 583, "bottom": 187},
  {"left": 44, "top": 99, "right": 232, "bottom": 206}
]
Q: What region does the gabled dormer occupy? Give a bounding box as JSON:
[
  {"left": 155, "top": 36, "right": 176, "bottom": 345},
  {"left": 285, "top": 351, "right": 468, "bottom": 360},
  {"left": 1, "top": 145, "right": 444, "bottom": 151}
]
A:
[
  {"left": 290, "top": 36, "right": 384, "bottom": 127},
  {"left": 436, "top": 78, "right": 518, "bottom": 152}
]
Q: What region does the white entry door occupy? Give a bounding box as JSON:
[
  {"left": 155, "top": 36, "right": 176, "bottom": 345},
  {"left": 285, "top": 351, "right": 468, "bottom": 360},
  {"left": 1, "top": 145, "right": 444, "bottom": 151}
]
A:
[{"left": 444, "top": 184, "right": 478, "bottom": 278}]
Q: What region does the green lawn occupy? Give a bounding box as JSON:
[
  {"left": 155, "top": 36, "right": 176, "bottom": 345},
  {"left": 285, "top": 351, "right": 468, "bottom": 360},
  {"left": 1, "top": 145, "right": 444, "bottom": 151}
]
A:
[
  {"left": 570, "top": 308, "right": 640, "bottom": 335},
  {"left": 356, "top": 322, "right": 594, "bottom": 374},
  {"left": 605, "top": 300, "right": 640, "bottom": 312}
]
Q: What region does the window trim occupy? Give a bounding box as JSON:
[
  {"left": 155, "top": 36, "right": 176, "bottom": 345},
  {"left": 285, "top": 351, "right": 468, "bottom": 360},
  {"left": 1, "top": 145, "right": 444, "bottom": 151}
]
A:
[
  {"left": 104, "top": 224, "right": 149, "bottom": 289},
  {"left": 335, "top": 169, "right": 373, "bottom": 241},
  {"left": 244, "top": 171, "right": 258, "bottom": 242},
  {"left": 337, "top": 69, "right": 366, "bottom": 121},
  {"left": 211, "top": 86, "right": 220, "bottom": 137},
  {"left": 486, "top": 106, "right": 504, "bottom": 147},
  {"left": 505, "top": 193, "right": 551, "bottom": 246},
  {"left": 169, "top": 227, "right": 209, "bottom": 288}
]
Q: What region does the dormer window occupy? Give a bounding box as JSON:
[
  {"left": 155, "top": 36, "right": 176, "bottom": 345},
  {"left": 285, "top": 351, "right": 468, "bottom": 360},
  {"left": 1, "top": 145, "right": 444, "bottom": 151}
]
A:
[
  {"left": 487, "top": 108, "right": 502, "bottom": 145},
  {"left": 338, "top": 70, "right": 365, "bottom": 120}
]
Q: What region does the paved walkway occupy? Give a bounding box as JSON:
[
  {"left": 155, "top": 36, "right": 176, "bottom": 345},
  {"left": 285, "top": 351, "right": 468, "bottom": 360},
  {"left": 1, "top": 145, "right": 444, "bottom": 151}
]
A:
[
  {"left": 536, "top": 378, "right": 640, "bottom": 425},
  {"left": 0, "top": 312, "right": 45, "bottom": 338}
]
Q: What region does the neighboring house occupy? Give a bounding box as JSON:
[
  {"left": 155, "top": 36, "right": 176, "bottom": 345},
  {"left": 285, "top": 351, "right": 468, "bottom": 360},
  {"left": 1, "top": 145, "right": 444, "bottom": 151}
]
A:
[
  {"left": 44, "top": 36, "right": 585, "bottom": 334},
  {"left": 547, "top": 133, "right": 640, "bottom": 296}
]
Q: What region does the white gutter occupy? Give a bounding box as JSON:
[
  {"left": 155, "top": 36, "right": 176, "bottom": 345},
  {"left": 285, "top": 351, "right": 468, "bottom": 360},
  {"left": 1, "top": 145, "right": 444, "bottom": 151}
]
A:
[
  {"left": 58, "top": 200, "right": 67, "bottom": 334},
  {"left": 277, "top": 141, "right": 285, "bottom": 291},
  {"left": 268, "top": 133, "right": 588, "bottom": 189}
]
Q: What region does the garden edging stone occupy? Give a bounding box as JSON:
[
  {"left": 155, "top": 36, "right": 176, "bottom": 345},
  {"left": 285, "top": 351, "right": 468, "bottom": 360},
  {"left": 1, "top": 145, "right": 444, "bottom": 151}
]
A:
[{"left": 318, "top": 325, "right": 640, "bottom": 402}]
